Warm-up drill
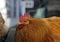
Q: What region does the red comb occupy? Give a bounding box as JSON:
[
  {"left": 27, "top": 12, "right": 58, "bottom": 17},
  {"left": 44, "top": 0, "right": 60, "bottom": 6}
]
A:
[{"left": 19, "top": 13, "right": 31, "bottom": 24}]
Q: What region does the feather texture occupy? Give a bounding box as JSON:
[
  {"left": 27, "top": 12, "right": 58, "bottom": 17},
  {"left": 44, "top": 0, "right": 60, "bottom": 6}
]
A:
[{"left": 15, "top": 17, "right": 60, "bottom": 42}]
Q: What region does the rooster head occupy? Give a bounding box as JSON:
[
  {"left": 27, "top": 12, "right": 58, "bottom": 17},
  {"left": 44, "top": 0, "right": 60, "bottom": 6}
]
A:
[{"left": 19, "top": 13, "right": 31, "bottom": 25}]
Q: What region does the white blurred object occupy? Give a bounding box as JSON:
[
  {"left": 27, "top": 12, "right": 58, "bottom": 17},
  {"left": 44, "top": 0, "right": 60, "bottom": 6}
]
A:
[
  {"left": 0, "top": 0, "right": 5, "bottom": 9},
  {"left": 0, "top": 0, "right": 7, "bottom": 26}
]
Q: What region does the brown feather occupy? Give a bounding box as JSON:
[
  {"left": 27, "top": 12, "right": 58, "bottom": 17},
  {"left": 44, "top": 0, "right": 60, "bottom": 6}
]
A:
[{"left": 15, "top": 17, "right": 60, "bottom": 42}]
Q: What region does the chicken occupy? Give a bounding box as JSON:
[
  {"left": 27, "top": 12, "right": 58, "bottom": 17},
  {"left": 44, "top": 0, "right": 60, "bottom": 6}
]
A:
[
  {"left": 15, "top": 14, "right": 60, "bottom": 42},
  {"left": 0, "top": 12, "right": 9, "bottom": 41}
]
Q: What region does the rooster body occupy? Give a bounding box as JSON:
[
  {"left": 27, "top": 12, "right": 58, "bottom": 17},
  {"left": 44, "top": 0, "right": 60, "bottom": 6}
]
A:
[{"left": 15, "top": 14, "right": 60, "bottom": 42}]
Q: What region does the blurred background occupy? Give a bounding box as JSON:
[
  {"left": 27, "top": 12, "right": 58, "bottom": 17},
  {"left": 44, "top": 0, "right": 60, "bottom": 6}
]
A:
[
  {"left": 0, "top": 0, "right": 60, "bottom": 42},
  {"left": 1, "top": 0, "right": 60, "bottom": 28}
]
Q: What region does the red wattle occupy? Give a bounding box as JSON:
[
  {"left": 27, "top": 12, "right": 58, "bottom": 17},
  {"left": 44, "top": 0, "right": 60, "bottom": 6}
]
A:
[{"left": 18, "top": 24, "right": 26, "bottom": 30}]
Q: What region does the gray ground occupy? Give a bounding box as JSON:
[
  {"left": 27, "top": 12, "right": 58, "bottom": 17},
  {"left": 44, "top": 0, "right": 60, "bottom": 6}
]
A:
[{"left": 5, "top": 28, "right": 16, "bottom": 42}]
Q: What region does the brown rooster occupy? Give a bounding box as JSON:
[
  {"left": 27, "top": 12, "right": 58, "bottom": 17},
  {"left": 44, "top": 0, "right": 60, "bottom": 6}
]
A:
[{"left": 15, "top": 14, "right": 60, "bottom": 42}]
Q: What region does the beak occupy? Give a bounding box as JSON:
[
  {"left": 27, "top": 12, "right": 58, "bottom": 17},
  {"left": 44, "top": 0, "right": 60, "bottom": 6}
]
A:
[{"left": 18, "top": 22, "right": 22, "bottom": 24}]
